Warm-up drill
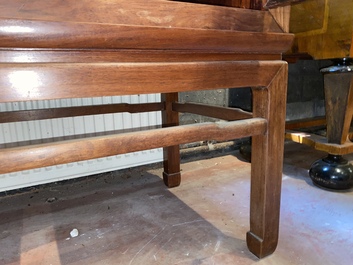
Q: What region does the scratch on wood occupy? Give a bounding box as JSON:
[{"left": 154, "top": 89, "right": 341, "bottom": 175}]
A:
[
  {"left": 129, "top": 226, "right": 166, "bottom": 265},
  {"left": 172, "top": 219, "right": 204, "bottom": 227},
  {"left": 153, "top": 236, "right": 173, "bottom": 260},
  {"left": 18, "top": 0, "right": 30, "bottom": 11}
]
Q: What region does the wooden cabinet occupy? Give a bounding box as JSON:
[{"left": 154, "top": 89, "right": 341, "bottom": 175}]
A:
[{"left": 289, "top": 0, "right": 353, "bottom": 59}]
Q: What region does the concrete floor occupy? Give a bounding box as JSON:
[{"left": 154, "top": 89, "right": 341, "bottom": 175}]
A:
[{"left": 1, "top": 141, "right": 353, "bottom": 265}]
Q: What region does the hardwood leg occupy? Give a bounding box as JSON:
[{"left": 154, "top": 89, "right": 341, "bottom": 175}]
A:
[
  {"left": 324, "top": 72, "right": 353, "bottom": 144},
  {"left": 162, "top": 92, "right": 181, "bottom": 188},
  {"left": 246, "top": 63, "right": 288, "bottom": 258}
]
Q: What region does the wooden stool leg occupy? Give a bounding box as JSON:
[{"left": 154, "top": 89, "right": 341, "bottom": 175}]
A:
[
  {"left": 162, "top": 93, "right": 181, "bottom": 188},
  {"left": 246, "top": 64, "right": 287, "bottom": 258}
]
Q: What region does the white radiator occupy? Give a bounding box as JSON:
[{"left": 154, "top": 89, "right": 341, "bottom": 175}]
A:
[{"left": 0, "top": 94, "right": 163, "bottom": 192}]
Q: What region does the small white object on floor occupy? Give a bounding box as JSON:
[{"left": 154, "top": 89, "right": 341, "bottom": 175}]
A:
[{"left": 70, "top": 228, "right": 79, "bottom": 238}]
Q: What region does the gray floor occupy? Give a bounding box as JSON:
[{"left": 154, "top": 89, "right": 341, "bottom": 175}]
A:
[{"left": 1, "top": 142, "right": 353, "bottom": 265}]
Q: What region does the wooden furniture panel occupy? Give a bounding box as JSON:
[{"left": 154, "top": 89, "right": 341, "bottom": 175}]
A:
[
  {"left": 0, "top": 0, "right": 293, "bottom": 258},
  {"left": 0, "top": 19, "right": 292, "bottom": 51},
  {"left": 289, "top": 0, "right": 353, "bottom": 59},
  {"left": 0, "top": 0, "right": 282, "bottom": 32},
  {"left": 0, "top": 61, "right": 284, "bottom": 102}
]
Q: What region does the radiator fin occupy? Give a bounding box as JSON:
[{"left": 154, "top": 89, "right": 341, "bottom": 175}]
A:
[{"left": 0, "top": 95, "right": 163, "bottom": 192}]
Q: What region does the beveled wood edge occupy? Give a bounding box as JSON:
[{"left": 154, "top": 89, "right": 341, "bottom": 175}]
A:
[
  {"left": 0, "top": 18, "right": 294, "bottom": 53},
  {"left": 0, "top": 49, "right": 282, "bottom": 63},
  {"left": 0, "top": 118, "right": 267, "bottom": 174},
  {"left": 268, "top": 5, "right": 291, "bottom": 33},
  {"left": 0, "top": 60, "right": 286, "bottom": 103}
]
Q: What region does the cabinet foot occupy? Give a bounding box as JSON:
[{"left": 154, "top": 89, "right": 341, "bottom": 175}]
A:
[
  {"left": 163, "top": 171, "right": 181, "bottom": 188},
  {"left": 246, "top": 231, "right": 277, "bottom": 259}
]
